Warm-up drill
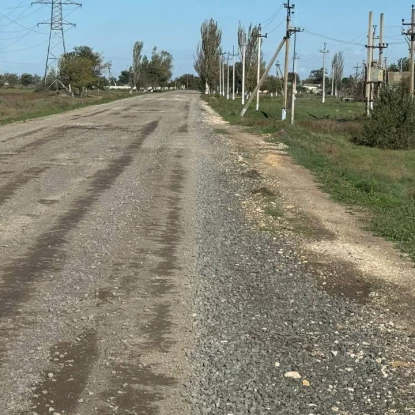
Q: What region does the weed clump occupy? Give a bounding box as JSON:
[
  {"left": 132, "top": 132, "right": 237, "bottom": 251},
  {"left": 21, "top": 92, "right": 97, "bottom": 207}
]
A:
[{"left": 356, "top": 85, "right": 415, "bottom": 150}]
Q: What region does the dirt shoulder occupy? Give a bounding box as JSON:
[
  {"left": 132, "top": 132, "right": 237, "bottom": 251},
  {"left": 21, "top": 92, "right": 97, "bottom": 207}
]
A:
[{"left": 203, "top": 101, "right": 415, "bottom": 326}]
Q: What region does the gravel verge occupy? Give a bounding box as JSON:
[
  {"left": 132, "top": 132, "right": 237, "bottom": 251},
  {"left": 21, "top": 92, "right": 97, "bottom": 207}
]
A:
[{"left": 188, "top": 116, "right": 415, "bottom": 415}]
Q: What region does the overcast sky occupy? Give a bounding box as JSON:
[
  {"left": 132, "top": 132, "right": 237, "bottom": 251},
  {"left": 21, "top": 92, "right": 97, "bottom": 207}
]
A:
[{"left": 0, "top": 0, "right": 410, "bottom": 79}]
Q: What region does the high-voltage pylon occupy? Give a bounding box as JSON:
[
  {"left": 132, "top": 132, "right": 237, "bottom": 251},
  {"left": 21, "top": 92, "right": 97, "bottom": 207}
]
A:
[{"left": 33, "top": 0, "right": 82, "bottom": 89}]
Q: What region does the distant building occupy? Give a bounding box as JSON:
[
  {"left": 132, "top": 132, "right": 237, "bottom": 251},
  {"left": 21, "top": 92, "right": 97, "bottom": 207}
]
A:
[{"left": 303, "top": 84, "right": 321, "bottom": 94}]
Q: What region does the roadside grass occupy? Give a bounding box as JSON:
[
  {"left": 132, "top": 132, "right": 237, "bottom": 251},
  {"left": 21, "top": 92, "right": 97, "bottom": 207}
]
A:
[
  {"left": 0, "top": 87, "right": 35, "bottom": 94},
  {"left": 0, "top": 90, "right": 136, "bottom": 125},
  {"left": 205, "top": 94, "right": 415, "bottom": 260}
]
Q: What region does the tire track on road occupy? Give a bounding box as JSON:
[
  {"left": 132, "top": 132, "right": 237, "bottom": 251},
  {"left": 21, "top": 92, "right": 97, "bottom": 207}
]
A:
[{"left": 0, "top": 120, "right": 159, "bottom": 322}]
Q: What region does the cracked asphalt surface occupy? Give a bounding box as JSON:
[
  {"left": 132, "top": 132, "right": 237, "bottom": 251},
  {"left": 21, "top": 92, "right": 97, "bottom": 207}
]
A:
[{"left": 0, "top": 91, "right": 415, "bottom": 415}]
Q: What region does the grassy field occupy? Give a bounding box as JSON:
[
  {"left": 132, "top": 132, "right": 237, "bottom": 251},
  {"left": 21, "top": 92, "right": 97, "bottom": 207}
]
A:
[
  {"left": 0, "top": 89, "right": 135, "bottom": 124},
  {"left": 205, "top": 94, "right": 415, "bottom": 261}
]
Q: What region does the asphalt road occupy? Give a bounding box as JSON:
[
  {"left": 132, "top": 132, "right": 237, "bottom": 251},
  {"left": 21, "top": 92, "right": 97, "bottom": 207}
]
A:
[
  {"left": 1, "top": 91, "right": 415, "bottom": 415},
  {"left": 0, "top": 92, "right": 197, "bottom": 414}
]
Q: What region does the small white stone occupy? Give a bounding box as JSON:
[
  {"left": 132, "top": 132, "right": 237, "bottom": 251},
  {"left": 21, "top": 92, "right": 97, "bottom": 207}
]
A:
[
  {"left": 284, "top": 371, "right": 301, "bottom": 379},
  {"left": 47, "top": 373, "right": 54, "bottom": 379}
]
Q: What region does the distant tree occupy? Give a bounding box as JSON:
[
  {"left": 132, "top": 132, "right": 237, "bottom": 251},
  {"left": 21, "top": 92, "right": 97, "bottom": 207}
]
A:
[
  {"left": 33, "top": 74, "right": 42, "bottom": 86},
  {"left": 305, "top": 67, "right": 326, "bottom": 84},
  {"left": 262, "top": 75, "right": 283, "bottom": 94},
  {"left": 389, "top": 57, "right": 409, "bottom": 72},
  {"left": 176, "top": 73, "right": 201, "bottom": 90},
  {"left": 118, "top": 70, "right": 131, "bottom": 85},
  {"left": 194, "top": 19, "right": 222, "bottom": 94},
  {"left": 132, "top": 41, "right": 144, "bottom": 90},
  {"left": 0, "top": 74, "right": 5, "bottom": 87},
  {"left": 20, "top": 73, "right": 34, "bottom": 86},
  {"left": 237, "top": 22, "right": 264, "bottom": 93},
  {"left": 59, "top": 46, "right": 103, "bottom": 96},
  {"left": 142, "top": 47, "right": 173, "bottom": 88},
  {"left": 288, "top": 72, "right": 301, "bottom": 84},
  {"left": 332, "top": 52, "right": 344, "bottom": 97},
  {"left": 4, "top": 73, "right": 19, "bottom": 87}
]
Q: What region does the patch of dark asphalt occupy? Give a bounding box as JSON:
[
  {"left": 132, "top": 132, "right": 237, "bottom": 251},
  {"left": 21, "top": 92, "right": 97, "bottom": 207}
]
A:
[
  {"left": 176, "top": 124, "right": 188, "bottom": 134},
  {"left": 0, "top": 119, "right": 159, "bottom": 320},
  {"left": 38, "top": 199, "right": 59, "bottom": 206},
  {"left": 99, "top": 360, "right": 175, "bottom": 415},
  {"left": 252, "top": 186, "right": 275, "bottom": 197},
  {"left": 75, "top": 108, "right": 111, "bottom": 118},
  {"left": 30, "top": 330, "right": 98, "bottom": 415},
  {"left": 95, "top": 287, "right": 115, "bottom": 306},
  {"left": 243, "top": 168, "right": 262, "bottom": 179},
  {"left": 101, "top": 150, "right": 185, "bottom": 414},
  {"left": 64, "top": 123, "right": 140, "bottom": 134},
  {"left": 310, "top": 259, "right": 372, "bottom": 304},
  {"left": 0, "top": 127, "right": 45, "bottom": 144},
  {"left": 0, "top": 166, "right": 51, "bottom": 207}
]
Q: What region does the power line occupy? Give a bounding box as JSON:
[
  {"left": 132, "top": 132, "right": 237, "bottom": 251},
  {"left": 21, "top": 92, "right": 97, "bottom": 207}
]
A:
[
  {"left": 260, "top": 2, "right": 284, "bottom": 28},
  {"left": 261, "top": 2, "right": 284, "bottom": 29},
  {"left": 304, "top": 30, "right": 366, "bottom": 46},
  {"left": 0, "top": 10, "right": 46, "bottom": 33},
  {"left": 0, "top": 39, "right": 49, "bottom": 54},
  {"left": 267, "top": 16, "right": 286, "bottom": 35}
]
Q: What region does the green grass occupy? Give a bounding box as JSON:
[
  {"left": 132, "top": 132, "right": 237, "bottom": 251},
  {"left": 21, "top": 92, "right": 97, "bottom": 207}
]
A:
[{"left": 205, "top": 94, "right": 415, "bottom": 261}]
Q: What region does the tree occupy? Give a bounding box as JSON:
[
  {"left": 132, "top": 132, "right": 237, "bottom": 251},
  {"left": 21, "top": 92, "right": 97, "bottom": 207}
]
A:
[
  {"left": 59, "top": 46, "right": 103, "bottom": 95},
  {"left": 152, "top": 48, "right": 173, "bottom": 87},
  {"left": 237, "top": 23, "right": 264, "bottom": 93},
  {"left": 176, "top": 74, "right": 201, "bottom": 90},
  {"left": 288, "top": 72, "right": 301, "bottom": 84},
  {"left": 20, "top": 73, "right": 34, "bottom": 86},
  {"left": 142, "top": 47, "right": 173, "bottom": 88},
  {"left": 306, "top": 68, "right": 326, "bottom": 84},
  {"left": 389, "top": 57, "right": 409, "bottom": 72},
  {"left": 132, "top": 41, "right": 144, "bottom": 90},
  {"left": 118, "top": 70, "right": 131, "bottom": 85},
  {"left": 4, "top": 73, "right": 19, "bottom": 87},
  {"left": 332, "top": 52, "right": 344, "bottom": 97},
  {"left": 194, "top": 19, "right": 222, "bottom": 94}
]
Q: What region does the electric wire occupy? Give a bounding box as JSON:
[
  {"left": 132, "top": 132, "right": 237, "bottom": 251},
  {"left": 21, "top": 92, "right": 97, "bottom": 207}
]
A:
[
  {"left": 266, "top": 16, "right": 286, "bottom": 35},
  {"left": 261, "top": 2, "right": 284, "bottom": 29}
]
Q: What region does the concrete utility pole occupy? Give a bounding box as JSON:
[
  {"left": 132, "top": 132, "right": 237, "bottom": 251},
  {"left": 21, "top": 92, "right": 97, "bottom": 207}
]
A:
[
  {"left": 331, "top": 62, "right": 335, "bottom": 97},
  {"left": 283, "top": 0, "right": 295, "bottom": 117},
  {"left": 365, "top": 11, "right": 374, "bottom": 116},
  {"left": 379, "top": 14, "right": 384, "bottom": 69},
  {"left": 402, "top": 5, "right": 415, "bottom": 96},
  {"left": 222, "top": 52, "right": 226, "bottom": 96},
  {"left": 290, "top": 31, "right": 299, "bottom": 125},
  {"left": 231, "top": 46, "right": 238, "bottom": 100},
  {"left": 241, "top": 37, "right": 286, "bottom": 117},
  {"left": 354, "top": 63, "right": 361, "bottom": 79},
  {"left": 320, "top": 43, "right": 329, "bottom": 104},
  {"left": 254, "top": 24, "right": 268, "bottom": 111},
  {"left": 242, "top": 43, "right": 247, "bottom": 105},
  {"left": 227, "top": 52, "right": 230, "bottom": 99},
  {"left": 219, "top": 54, "right": 222, "bottom": 96}
]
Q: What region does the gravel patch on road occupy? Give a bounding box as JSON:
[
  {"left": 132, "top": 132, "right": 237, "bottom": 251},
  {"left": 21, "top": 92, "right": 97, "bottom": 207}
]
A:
[{"left": 188, "top": 119, "right": 415, "bottom": 414}]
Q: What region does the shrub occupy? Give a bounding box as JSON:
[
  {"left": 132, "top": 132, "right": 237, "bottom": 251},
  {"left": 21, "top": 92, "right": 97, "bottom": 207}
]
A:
[{"left": 355, "top": 84, "right": 415, "bottom": 149}]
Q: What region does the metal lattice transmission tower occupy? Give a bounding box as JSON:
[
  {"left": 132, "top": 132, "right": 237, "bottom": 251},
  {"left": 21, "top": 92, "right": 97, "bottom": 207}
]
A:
[{"left": 34, "top": 0, "right": 82, "bottom": 89}]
